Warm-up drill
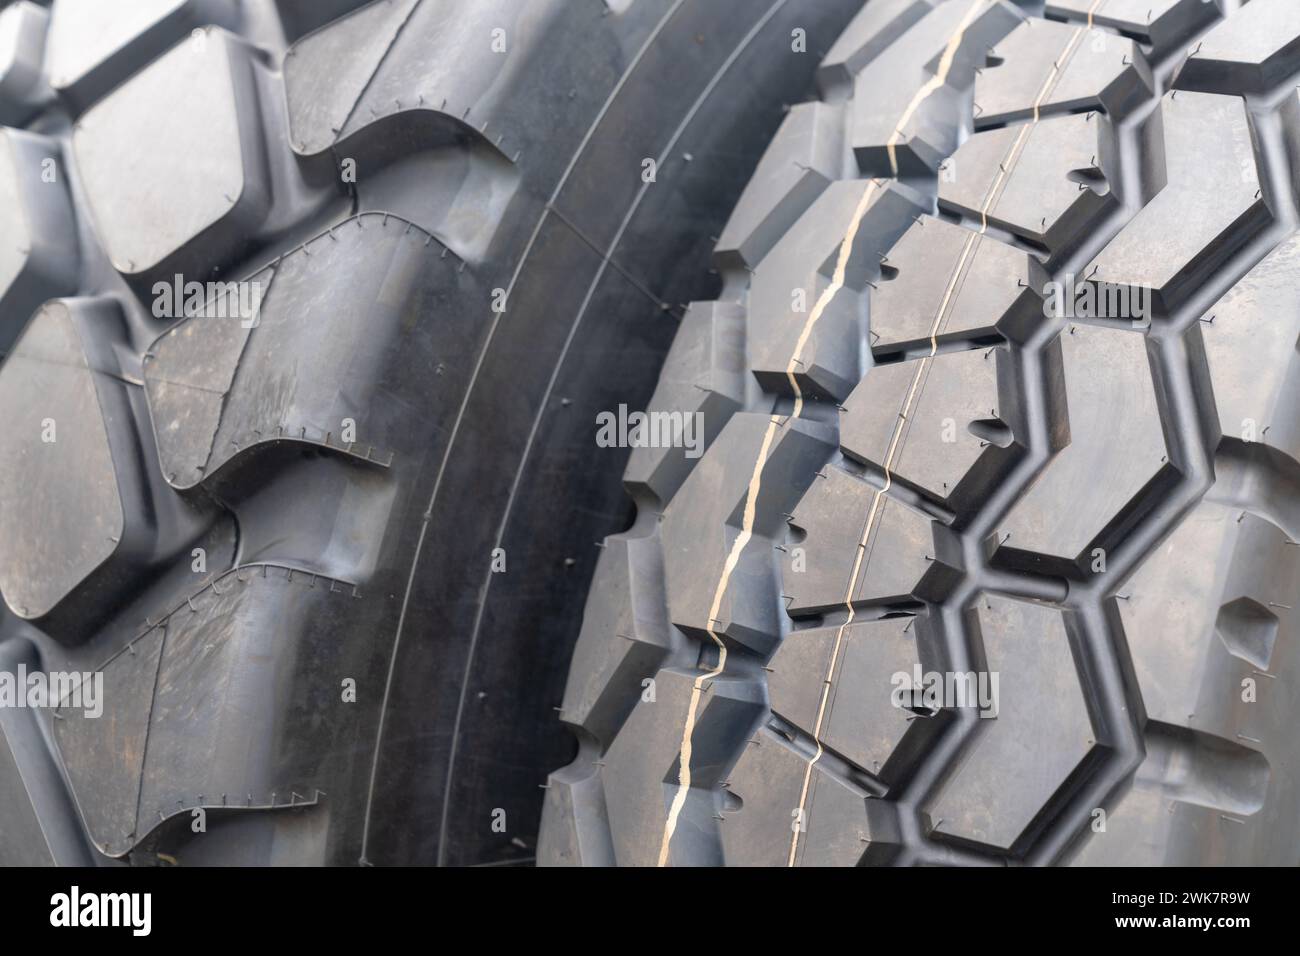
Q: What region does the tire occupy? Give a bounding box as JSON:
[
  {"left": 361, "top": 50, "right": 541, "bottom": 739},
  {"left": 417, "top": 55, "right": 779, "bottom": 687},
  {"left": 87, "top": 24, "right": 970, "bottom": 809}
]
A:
[
  {"left": 0, "top": 0, "right": 865, "bottom": 866},
  {"left": 540, "top": 0, "right": 1300, "bottom": 866}
]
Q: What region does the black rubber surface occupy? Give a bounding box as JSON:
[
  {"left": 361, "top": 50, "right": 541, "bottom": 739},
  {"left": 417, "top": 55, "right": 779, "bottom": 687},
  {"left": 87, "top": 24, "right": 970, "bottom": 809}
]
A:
[
  {"left": 0, "top": 0, "right": 864, "bottom": 866},
  {"left": 540, "top": 0, "right": 1300, "bottom": 866}
]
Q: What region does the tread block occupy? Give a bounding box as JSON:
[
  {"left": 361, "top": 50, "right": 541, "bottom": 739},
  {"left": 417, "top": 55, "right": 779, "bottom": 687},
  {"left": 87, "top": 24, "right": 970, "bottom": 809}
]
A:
[
  {"left": 783, "top": 466, "right": 951, "bottom": 616},
  {"left": 1176, "top": 0, "right": 1300, "bottom": 94},
  {"left": 850, "top": 0, "right": 1022, "bottom": 176},
  {"left": 47, "top": 0, "right": 239, "bottom": 114},
  {"left": 714, "top": 101, "right": 845, "bottom": 272},
  {"left": 1069, "top": 725, "right": 1271, "bottom": 865},
  {"left": 721, "top": 726, "right": 900, "bottom": 866},
  {"left": 558, "top": 531, "right": 674, "bottom": 750},
  {"left": 537, "top": 758, "right": 613, "bottom": 866},
  {"left": 939, "top": 111, "right": 1121, "bottom": 258},
  {"left": 0, "top": 299, "right": 145, "bottom": 626},
  {"left": 143, "top": 213, "right": 479, "bottom": 490},
  {"left": 926, "top": 594, "right": 1099, "bottom": 853},
  {"left": 817, "top": 0, "right": 937, "bottom": 96},
  {"left": 1084, "top": 91, "right": 1270, "bottom": 315},
  {"left": 0, "top": 127, "right": 79, "bottom": 342},
  {"left": 283, "top": 0, "right": 526, "bottom": 161},
  {"left": 599, "top": 667, "right": 764, "bottom": 867},
  {"left": 623, "top": 301, "right": 746, "bottom": 507},
  {"left": 283, "top": 0, "right": 418, "bottom": 156},
  {"left": 747, "top": 179, "right": 926, "bottom": 402},
  {"left": 1045, "top": 0, "right": 1218, "bottom": 55},
  {"left": 870, "top": 216, "right": 1046, "bottom": 356},
  {"left": 975, "top": 17, "right": 1152, "bottom": 128},
  {"left": 0, "top": 1, "right": 53, "bottom": 124},
  {"left": 52, "top": 565, "right": 379, "bottom": 857},
  {"left": 995, "top": 324, "right": 1173, "bottom": 573},
  {"left": 1196, "top": 233, "right": 1300, "bottom": 465},
  {"left": 659, "top": 412, "right": 835, "bottom": 656},
  {"left": 1084, "top": 485, "right": 1300, "bottom": 865},
  {"left": 72, "top": 27, "right": 270, "bottom": 277},
  {"left": 840, "top": 345, "right": 1028, "bottom": 512},
  {"left": 1140, "top": 724, "right": 1268, "bottom": 818},
  {"left": 767, "top": 618, "right": 945, "bottom": 787},
  {"left": 1117, "top": 500, "right": 1300, "bottom": 748}
]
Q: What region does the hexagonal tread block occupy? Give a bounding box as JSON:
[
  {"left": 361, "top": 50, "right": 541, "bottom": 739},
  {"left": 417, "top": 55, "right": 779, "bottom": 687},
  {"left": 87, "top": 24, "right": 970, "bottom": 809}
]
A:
[
  {"left": 870, "top": 215, "right": 1046, "bottom": 356},
  {"left": 1176, "top": 0, "right": 1300, "bottom": 94},
  {"left": 558, "top": 531, "right": 674, "bottom": 750},
  {"left": 0, "top": 128, "right": 79, "bottom": 343},
  {"left": 0, "top": 1, "right": 54, "bottom": 124},
  {"left": 1116, "top": 500, "right": 1300, "bottom": 745},
  {"left": 1084, "top": 91, "right": 1269, "bottom": 316},
  {"left": 283, "top": 0, "right": 525, "bottom": 161},
  {"left": 782, "top": 466, "right": 952, "bottom": 616},
  {"left": 925, "top": 594, "right": 1099, "bottom": 853},
  {"left": 714, "top": 101, "right": 845, "bottom": 272},
  {"left": 658, "top": 412, "right": 834, "bottom": 656},
  {"left": 72, "top": 27, "right": 270, "bottom": 277},
  {"left": 1073, "top": 436, "right": 1300, "bottom": 866},
  {"left": 747, "top": 179, "right": 925, "bottom": 402},
  {"left": 0, "top": 299, "right": 138, "bottom": 625},
  {"left": 623, "top": 301, "right": 746, "bottom": 508},
  {"left": 850, "top": 0, "right": 1022, "bottom": 176},
  {"left": 841, "top": 345, "right": 1030, "bottom": 513},
  {"left": 1045, "top": 0, "right": 1218, "bottom": 55},
  {"left": 767, "top": 617, "right": 945, "bottom": 786},
  {"left": 817, "top": 0, "right": 937, "bottom": 96},
  {"left": 720, "top": 726, "right": 900, "bottom": 866},
  {"left": 975, "top": 17, "right": 1152, "bottom": 128},
  {"left": 47, "top": 0, "right": 238, "bottom": 113},
  {"left": 939, "top": 111, "right": 1120, "bottom": 258},
  {"left": 143, "top": 214, "right": 477, "bottom": 490},
  {"left": 995, "top": 323, "right": 1175, "bottom": 574},
  {"left": 1195, "top": 232, "right": 1300, "bottom": 465}
]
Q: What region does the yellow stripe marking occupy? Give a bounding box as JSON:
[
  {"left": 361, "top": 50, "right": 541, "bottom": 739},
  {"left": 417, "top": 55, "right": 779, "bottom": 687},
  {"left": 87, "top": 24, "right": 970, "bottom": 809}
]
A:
[
  {"left": 785, "top": 1, "right": 1099, "bottom": 866},
  {"left": 886, "top": 0, "right": 990, "bottom": 177},
  {"left": 656, "top": 173, "right": 882, "bottom": 867}
]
